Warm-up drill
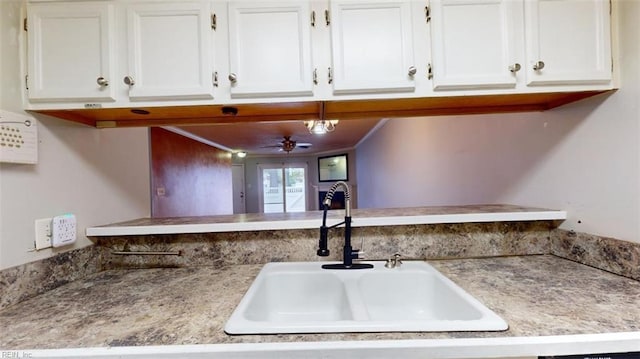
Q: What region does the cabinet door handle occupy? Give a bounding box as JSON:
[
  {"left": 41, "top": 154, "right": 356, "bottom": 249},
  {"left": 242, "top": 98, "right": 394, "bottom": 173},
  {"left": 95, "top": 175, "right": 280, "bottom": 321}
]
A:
[
  {"left": 533, "top": 61, "right": 545, "bottom": 71},
  {"left": 509, "top": 63, "right": 521, "bottom": 73},
  {"left": 96, "top": 77, "right": 109, "bottom": 87},
  {"left": 229, "top": 73, "right": 238, "bottom": 83},
  {"left": 123, "top": 76, "right": 135, "bottom": 86},
  {"left": 408, "top": 66, "right": 417, "bottom": 76}
]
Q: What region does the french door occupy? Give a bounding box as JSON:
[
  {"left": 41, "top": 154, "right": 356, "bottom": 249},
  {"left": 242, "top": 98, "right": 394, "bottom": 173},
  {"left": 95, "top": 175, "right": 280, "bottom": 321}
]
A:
[{"left": 258, "top": 163, "right": 307, "bottom": 213}]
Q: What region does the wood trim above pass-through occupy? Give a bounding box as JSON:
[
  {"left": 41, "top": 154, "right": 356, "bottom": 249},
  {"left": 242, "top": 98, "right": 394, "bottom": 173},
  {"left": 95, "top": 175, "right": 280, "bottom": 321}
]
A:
[{"left": 30, "top": 90, "right": 612, "bottom": 128}]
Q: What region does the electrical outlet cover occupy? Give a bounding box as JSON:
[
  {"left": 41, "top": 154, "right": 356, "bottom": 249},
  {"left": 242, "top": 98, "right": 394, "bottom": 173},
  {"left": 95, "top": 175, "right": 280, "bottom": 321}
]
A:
[
  {"left": 52, "top": 214, "right": 76, "bottom": 248},
  {"left": 34, "top": 218, "right": 52, "bottom": 250}
]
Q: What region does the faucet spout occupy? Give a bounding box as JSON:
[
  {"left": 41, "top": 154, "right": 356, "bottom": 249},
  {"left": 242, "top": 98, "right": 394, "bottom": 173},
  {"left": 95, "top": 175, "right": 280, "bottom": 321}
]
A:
[
  {"left": 317, "top": 181, "right": 372, "bottom": 270},
  {"left": 322, "top": 181, "right": 352, "bottom": 217}
]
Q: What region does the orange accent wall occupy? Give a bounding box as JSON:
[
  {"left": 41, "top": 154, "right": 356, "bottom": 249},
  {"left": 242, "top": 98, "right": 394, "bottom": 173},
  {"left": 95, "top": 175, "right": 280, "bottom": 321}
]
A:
[{"left": 150, "top": 128, "right": 233, "bottom": 218}]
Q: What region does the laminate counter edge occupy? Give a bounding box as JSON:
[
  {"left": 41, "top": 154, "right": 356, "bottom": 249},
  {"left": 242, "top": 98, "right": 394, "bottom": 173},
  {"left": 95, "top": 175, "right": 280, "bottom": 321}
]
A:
[{"left": 86, "top": 205, "right": 567, "bottom": 237}]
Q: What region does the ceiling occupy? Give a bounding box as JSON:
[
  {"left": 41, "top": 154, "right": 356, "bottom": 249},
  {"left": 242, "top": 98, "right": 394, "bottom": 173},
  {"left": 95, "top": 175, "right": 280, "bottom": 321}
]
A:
[{"left": 176, "top": 118, "right": 383, "bottom": 156}]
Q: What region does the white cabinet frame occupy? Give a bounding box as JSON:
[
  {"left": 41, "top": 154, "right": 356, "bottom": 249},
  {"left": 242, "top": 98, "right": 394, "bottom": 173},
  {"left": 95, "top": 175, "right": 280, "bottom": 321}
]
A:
[
  {"left": 27, "top": 2, "right": 117, "bottom": 103},
  {"left": 227, "top": 2, "right": 314, "bottom": 98},
  {"left": 126, "top": 2, "right": 214, "bottom": 101},
  {"left": 329, "top": 0, "right": 416, "bottom": 95},
  {"left": 430, "top": 0, "right": 520, "bottom": 90}
]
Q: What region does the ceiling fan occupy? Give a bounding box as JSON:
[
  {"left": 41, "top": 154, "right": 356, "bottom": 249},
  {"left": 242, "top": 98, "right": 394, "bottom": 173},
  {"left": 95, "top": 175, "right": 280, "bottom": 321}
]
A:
[{"left": 263, "top": 136, "right": 312, "bottom": 153}]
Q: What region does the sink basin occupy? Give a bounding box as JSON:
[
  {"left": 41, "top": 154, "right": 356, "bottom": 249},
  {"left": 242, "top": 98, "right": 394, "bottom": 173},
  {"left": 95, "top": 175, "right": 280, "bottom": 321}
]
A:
[{"left": 225, "top": 261, "right": 508, "bottom": 334}]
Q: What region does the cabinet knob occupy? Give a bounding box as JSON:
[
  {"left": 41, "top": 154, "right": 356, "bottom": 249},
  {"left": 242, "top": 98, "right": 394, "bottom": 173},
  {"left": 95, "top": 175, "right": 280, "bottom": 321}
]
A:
[
  {"left": 123, "top": 76, "right": 135, "bottom": 86},
  {"left": 228, "top": 73, "right": 238, "bottom": 83},
  {"left": 533, "top": 61, "right": 545, "bottom": 71},
  {"left": 509, "top": 63, "right": 521, "bottom": 73},
  {"left": 408, "top": 66, "right": 417, "bottom": 76},
  {"left": 96, "top": 77, "right": 109, "bottom": 87}
]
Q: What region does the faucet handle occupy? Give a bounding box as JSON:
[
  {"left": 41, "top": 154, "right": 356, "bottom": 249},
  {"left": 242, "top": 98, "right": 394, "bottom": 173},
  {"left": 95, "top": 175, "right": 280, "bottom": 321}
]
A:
[
  {"left": 357, "top": 237, "right": 366, "bottom": 258},
  {"left": 393, "top": 253, "right": 403, "bottom": 267},
  {"left": 385, "top": 253, "right": 403, "bottom": 268}
]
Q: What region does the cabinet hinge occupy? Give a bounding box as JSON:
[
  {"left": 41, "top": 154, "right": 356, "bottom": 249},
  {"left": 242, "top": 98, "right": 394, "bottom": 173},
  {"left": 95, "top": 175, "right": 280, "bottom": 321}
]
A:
[
  {"left": 311, "top": 10, "right": 316, "bottom": 27},
  {"left": 25, "top": 75, "right": 29, "bottom": 90},
  {"left": 211, "top": 13, "right": 217, "bottom": 30},
  {"left": 327, "top": 67, "right": 333, "bottom": 84},
  {"left": 23, "top": 18, "right": 27, "bottom": 31},
  {"left": 425, "top": 5, "right": 431, "bottom": 23},
  {"left": 427, "top": 63, "right": 433, "bottom": 80},
  {"left": 313, "top": 68, "right": 318, "bottom": 85},
  {"left": 213, "top": 71, "right": 218, "bottom": 87},
  {"left": 324, "top": 9, "right": 330, "bottom": 26}
]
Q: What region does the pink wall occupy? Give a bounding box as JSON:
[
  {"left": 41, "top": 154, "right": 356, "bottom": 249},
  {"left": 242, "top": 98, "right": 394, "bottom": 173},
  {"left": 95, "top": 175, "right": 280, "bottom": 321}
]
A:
[{"left": 150, "top": 128, "right": 233, "bottom": 217}]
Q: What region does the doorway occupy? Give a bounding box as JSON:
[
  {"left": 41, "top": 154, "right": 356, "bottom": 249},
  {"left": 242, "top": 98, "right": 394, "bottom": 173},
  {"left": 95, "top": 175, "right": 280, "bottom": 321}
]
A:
[
  {"left": 258, "top": 163, "right": 308, "bottom": 213},
  {"left": 232, "top": 164, "right": 246, "bottom": 214}
]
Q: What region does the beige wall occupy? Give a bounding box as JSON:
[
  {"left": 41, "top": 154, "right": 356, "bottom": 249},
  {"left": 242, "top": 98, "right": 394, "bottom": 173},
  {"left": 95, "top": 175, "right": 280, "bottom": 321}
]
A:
[
  {"left": 0, "top": 1, "right": 151, "bottom": 270},
  {"left": 356, "top": 1, "right": 640, "bottom": 244}
]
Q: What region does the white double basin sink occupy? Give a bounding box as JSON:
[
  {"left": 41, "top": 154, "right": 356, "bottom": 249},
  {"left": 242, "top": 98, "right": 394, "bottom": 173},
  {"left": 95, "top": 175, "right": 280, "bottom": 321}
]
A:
[{"left": 225, "top": 261, "right": 508, "bottom": 334}]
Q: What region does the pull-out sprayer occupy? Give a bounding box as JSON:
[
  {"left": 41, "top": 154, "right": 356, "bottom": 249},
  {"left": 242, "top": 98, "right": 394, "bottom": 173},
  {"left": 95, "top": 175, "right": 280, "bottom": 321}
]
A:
[{"left": 317, "top": 181, "right": 372, "bottom": 270}]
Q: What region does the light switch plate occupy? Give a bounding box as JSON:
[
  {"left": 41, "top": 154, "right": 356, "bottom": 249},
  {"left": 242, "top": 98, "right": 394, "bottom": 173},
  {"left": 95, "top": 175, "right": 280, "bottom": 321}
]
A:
[
  {"left": 34, "top": 218, "right": 52, "bottom": 250},
  {"left": 52, "top": 214, "right": 76, "bottom": 248}
]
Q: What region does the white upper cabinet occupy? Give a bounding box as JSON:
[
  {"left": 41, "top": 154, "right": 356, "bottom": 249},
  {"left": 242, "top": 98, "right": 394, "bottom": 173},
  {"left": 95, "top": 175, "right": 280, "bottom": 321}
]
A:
[
  {"left": 524, "top": 0, "right": 612, "bottom": 86},
  {"left": 430, "top": 0, "right": 520, "bottom": 90},
  {"left": 329, "top": 0, "right": 416, "bottom": 95},
  {"left": 24, "top": 0, "right": 614, "bottom": 109},
  {"left": 227, "top": 2, "right": 314, "bottom": 98},
  {"left": 27, "top": 2, "right": 116, "bottom": 102},
  {"left": 125, "top": 2, "right": 214, "bottom": 101}
]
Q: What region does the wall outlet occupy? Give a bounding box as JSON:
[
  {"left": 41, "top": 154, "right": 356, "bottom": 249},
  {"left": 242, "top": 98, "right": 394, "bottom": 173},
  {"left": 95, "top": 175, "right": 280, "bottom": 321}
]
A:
[
  {"left": 52, "top": 214, "right": 76, "bottom": 248},
  {"left": 34, "top": 218, "right": 52, "bottom": 250}
]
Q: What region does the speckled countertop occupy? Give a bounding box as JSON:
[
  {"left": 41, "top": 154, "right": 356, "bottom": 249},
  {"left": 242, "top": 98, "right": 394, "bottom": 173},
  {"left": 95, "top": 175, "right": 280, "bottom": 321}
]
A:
[
  {"left": 86, "top": 204, "right": 567, "bottom": 236},
  {"left": 1, "top": 255, "right": 639, "bottom": 350}
]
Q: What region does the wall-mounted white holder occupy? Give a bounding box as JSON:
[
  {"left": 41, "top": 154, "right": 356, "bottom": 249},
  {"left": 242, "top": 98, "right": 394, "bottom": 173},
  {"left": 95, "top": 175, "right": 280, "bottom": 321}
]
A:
[
  {"left": 52, "top": 214, "right": 76, "bottom": 248},
  {"left": 0, "top": 110, "right": 38, "bottom": 164}
]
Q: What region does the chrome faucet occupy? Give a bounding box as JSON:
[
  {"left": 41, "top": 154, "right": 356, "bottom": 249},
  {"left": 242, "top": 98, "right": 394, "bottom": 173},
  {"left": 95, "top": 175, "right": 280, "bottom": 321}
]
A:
[
  {"left": 317, "top": 181, "right": 373, "bottom": 270},
  {"left": 385, "top": 253, "right": 403, "bottom": 269}
]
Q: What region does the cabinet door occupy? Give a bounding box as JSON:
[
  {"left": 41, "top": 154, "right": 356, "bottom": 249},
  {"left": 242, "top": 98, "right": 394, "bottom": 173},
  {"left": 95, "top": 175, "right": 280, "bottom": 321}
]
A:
[
  {"left": 227, "top": 2, "right": 314, "bottom": 98},
  {"left": 430, "top": 0, "right": 520, "bottom": 90},
  {"left": 524, "top": 0, "right": 611, "bottom": 86},
  {"left": 27, "top": 2, "right": 116, "bottom": 103},
  {"left": 126, "top": 2, "right": 214, "bottom": 101},
  {"left": 329, "top": 0, "right": 415, "bottom": 94}
]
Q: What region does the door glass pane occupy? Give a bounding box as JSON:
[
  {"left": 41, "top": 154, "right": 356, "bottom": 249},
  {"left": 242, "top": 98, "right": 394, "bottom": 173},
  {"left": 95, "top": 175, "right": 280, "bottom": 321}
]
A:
[
  {"left": 285, "top": 167, "right": 306, "bottom": 212},
  {"left": 262, "top": 168, "right": 283, "bottom": 213}
]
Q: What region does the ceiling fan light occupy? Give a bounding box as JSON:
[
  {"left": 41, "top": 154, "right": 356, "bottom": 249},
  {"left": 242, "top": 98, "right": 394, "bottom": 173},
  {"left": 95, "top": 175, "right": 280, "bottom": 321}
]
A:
[
  {"left": 313, "top": 122, "right": 327, "bottom": 134},
  {"left": 304, "top": 120, "right": 316, "bottom": 132},
  {"left": 325, "top": 119, "right": 339, "bottom": 132},
  {"left": 304, "top": 119, "right": 338, "bottom": 134}
]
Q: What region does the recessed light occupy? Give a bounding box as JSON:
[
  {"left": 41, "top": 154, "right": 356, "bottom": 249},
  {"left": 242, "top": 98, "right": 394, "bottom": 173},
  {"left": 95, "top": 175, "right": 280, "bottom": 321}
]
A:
[
  {"left": 222, "top": 106, "right": 239, "bottom": 116},
  {"left": 130, "top": 109, "right": 150, "bottom": 115}
]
